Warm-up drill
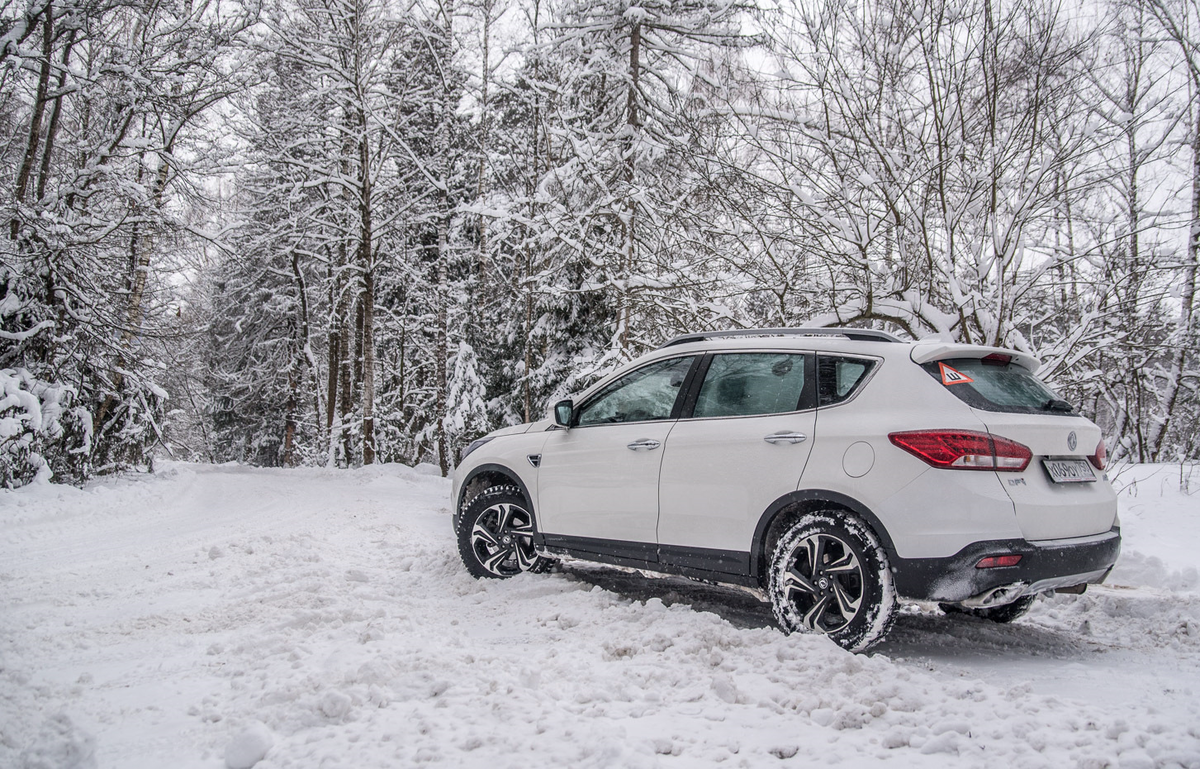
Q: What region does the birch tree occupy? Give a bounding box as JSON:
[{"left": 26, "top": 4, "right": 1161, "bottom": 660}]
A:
[{"left": 1144, "top": 0, "right": 1200, "bottom": 459}]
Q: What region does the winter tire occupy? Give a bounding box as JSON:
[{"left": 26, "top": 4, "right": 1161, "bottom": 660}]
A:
[
  {"left": 939, "top": 594, "right": 1036, "bottom": 623},
  {"left": 457, "top": 486, "right": 551, "bottom": 579},
  {"left": 768, "top": 512, "right": 897, "bottom": 652}
]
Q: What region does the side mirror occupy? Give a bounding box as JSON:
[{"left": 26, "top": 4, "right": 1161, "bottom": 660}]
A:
[{"left": 553, "top": 399, "right": 574, "bottom": 428}]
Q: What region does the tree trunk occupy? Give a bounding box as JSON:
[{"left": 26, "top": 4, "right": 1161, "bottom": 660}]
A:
[
  {"left": 436, "top": 203, "right": 449, "bottom": 476},
  {"left": 36, "top": 27, "right": 76, "bottom": 203},
  {"left": 522, "top": 0, "right": 543, "bottom": 423},
  {"left": 11, "top": 3, "right": 53, "bottom": 239},
  {"left": 1150, "top": 80, "right": 1200, "bottom": 460},
  {"left": 283, "top": 345, "right": 298, "bottom": 467},
  {"left": 357, "top": 106, "right": 376, "bottom": 465},
  {"left": 435, "top": 0, "right": 455, "bottom": 477},
  {"left": 338, "top": 281, "right": 355, "bottom": 466},
  {"left": 475, "top": 0, "right": 493, "bottom": 275},
  {"left": 324, "top": 256, "right": 340, "bottom": 439},
  {"left": 618, "top": 21, "right": 642, "bottom": 352},
  {"left": 362, "top": 270, "right": 376, "bottom": 464}
]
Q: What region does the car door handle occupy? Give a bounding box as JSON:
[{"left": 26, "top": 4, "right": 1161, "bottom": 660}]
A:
[
  {"left": 627, "top": 439, "right": 662, "bottom": 451},
  {"left": 764, "top": 432, "right": 807, "bottom": 445}
]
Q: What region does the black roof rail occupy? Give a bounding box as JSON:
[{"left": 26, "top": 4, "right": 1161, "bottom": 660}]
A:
[{"left": 657, "top": 327, "right": 904, "bottom": 349}]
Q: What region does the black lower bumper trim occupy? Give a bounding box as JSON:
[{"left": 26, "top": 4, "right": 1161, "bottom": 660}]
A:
[{"left": 891, "top": 528, "right": 1121, "bottom": 602}]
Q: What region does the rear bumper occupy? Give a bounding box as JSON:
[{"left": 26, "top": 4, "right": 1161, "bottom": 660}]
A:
[{"left": 891, "top": 527, "right": 1121, "bottom": 603}]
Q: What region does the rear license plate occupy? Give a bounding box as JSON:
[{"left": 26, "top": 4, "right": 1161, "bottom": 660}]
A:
[{"left": 1042, "top": 458, "right": 1096, "bottom": 484}]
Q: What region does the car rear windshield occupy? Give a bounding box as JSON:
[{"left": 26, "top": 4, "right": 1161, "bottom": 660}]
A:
[{"left": 922, "top": 357, "right": 1078, "bottom": 416}]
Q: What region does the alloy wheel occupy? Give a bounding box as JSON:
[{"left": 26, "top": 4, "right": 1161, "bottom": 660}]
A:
[
  {"left": 469, "top": 502, "right": 540, "bottom": 577},
  {"left": 779, "top": 532, "right": 865, "bottom": 632}
]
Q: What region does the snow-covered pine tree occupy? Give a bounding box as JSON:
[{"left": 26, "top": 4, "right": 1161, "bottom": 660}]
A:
[{"left": 444, "top": 339, "right": 488, "bottom": 464}]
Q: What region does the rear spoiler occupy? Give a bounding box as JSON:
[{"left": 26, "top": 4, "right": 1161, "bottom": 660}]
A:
[{"left": 910, "top": 343, "right": 1040, "bottom": 373}]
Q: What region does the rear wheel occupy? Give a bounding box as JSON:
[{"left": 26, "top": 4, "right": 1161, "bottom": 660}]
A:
[
  {"left": 768, "top": 512, "right": 897, "bottom": 652},
  {"left": 457, "top": 486, "right": 551, "bottom": 579},
  {"left": 939, "top": 594, "right": 1036, "bottom": 623}
]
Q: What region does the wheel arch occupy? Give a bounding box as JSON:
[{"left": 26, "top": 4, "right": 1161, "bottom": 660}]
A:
[
  {"left": 750, "top": 489, "right": 896, "bottom": 586},
  {"left": 456, "top": 463, "right": 538, "bottom": 535}
]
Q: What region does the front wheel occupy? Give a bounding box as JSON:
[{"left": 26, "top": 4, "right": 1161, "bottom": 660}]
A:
[
  {"left": 457, "top": 486, "right": 551, "bottom": 579},
  {"left": 768, "top": 512, "right": 897, "bottom": 652}
]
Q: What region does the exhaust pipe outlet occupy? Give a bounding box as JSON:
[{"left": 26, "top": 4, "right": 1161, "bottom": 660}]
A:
[{"left": 960, "top": 582, "right": 1029, "bottom": 609}]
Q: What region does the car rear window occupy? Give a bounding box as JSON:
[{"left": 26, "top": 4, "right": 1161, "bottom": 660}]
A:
[{"left": 922, "top": 357, "right": 1078, "bottom": 415}]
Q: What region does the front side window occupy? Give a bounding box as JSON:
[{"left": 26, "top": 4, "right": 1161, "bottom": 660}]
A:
[
  {"left": 693, "top": 353, "right": 809, "bottom": 418},
  {"left": 575, "top": 356, "right": 695, "bottom": 426},
  {"left": 923, "top": 358, "right": 1076, "bottom": 415}
]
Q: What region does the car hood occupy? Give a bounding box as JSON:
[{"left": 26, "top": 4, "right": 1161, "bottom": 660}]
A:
[{"left": 484, "top": 419, "right": 552, "bottom": 439}]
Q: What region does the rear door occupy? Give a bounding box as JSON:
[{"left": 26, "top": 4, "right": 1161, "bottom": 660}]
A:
[
  {"left": 919, "top": 356, "right": 1117, "bottom": 541},
  {"left": 657, "top": 351, "right": 816, "bottom": 572}
]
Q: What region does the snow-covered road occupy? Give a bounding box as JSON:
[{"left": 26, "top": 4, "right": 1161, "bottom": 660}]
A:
[{"left": 2, "top": 462, "right": 1198, "bottom": 768}]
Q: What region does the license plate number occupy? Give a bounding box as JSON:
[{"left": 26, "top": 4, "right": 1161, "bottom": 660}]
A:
[{"left": 1043, "top": 458, "right": 1096, "bottom": 484}]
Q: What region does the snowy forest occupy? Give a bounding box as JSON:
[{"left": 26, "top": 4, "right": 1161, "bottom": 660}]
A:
[{"left": 1, "top": 0, "right": 1198, "bottom": 487}]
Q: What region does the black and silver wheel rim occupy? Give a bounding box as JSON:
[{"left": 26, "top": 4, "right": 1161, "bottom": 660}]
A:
[
  {"left": 470, "top": 502, "right": 539, "bottom": 577},
  {"left": 780, "top": 532, "right": 864, "bottom": 632}
]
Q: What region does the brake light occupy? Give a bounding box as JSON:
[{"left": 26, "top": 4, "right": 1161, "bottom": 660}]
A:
[
  {"left": 1090, "top": 438, "right": 1106, "bottom": 470},
  {"left": 981, "top": 353, "right": 1011, "bottom": 366},
  {"left": 976, "top": 554, "right": 1022, "bottom": 568},
  {"left": 888, "top": 430, "right": 1032, "bottom": 472}
]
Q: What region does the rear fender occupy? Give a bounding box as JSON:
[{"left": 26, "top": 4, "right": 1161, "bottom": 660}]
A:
[{"left": 751, "top": 490, "right": 895, "bottom": 585}]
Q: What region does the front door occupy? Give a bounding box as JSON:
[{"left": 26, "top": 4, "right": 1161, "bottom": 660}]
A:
[{"left": 537, "top": 355, "right": 697, "bottom": 559}]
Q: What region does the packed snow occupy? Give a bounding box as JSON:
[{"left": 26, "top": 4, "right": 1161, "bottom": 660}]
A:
[{"left": 2, "top": 461, "right": 1198, "bottom": 768}]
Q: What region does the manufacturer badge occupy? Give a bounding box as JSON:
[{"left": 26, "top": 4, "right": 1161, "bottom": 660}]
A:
[{"left": 1067, "top": 431, "right": 1077, "bottom": 451}]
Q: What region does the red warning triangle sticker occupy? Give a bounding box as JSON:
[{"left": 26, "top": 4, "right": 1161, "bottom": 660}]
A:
[{"left": 939, "top": 362, "right": 975, "bottom": 386}]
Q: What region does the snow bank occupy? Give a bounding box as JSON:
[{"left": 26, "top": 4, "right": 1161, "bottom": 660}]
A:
[{"left": 1108, "top": 462, "right": 1200, "bottom": 592}]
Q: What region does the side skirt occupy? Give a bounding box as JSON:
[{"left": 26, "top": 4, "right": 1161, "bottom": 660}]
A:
[{"left": 540, "top": 534, "right": 758, "bottom": 589}]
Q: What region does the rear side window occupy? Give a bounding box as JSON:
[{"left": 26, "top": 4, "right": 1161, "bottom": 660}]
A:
[
  {"left": 817, "top": 356, "right": 875, "bottom": 406},
  {"left": 693, "top": 353, "right": 810, "bottom": 418},
  {"left": 922, "top": 358, "right": 1076, "bottom": 415}
]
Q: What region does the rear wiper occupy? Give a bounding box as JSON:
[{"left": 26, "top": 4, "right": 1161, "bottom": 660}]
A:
[{"left": 1042, "top": 398, "right": 1075, "bottom": 412}]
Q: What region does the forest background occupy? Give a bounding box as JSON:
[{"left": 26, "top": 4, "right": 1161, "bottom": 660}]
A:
[{"left": 2, "top": 0, "right": 1198, "bottom": 487}]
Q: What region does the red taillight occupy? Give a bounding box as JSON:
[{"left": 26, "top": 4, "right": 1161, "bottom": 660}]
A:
[
  {"left": 888, "top": 430, "right": 1032, "bottom": 472},
  {"left": 976, "top": 554, "right": 1023, "bottom": 569},
  {"left": 1089, "top": 438, "right": 1106, "bottom": 470}
]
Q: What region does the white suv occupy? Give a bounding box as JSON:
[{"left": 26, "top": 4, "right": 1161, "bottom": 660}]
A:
[{"left": 452, "top": 328, "right": 1120, "bottom": 651}]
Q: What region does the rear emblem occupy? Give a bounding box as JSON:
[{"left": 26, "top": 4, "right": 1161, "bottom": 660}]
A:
[{"left": 1067, "top": 432, "right": 1077, "bottom": 451}]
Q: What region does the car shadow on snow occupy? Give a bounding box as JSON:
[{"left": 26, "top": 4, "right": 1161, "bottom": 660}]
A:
[
  {"left": 877, "top": 606, "right": 1101, "bottom": 661},
  {"left": 555, "top": 561, "right": 1099, "bottom": 661},
  {"left": 554, "top": 561, "right": 780, "bottom": 631}
]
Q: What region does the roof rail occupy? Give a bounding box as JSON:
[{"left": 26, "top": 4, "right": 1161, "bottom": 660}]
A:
[{"left": 657, "top": 327, "right": 904, "bottom": 349}]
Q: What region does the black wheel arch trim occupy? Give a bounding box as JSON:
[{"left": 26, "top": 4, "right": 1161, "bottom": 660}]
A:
[
  {"left": 456, "top": 463, "right": 543, "bottom": 543},
  {"left": 750, "top": 489, "right": 897, "bottom": 583}
]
